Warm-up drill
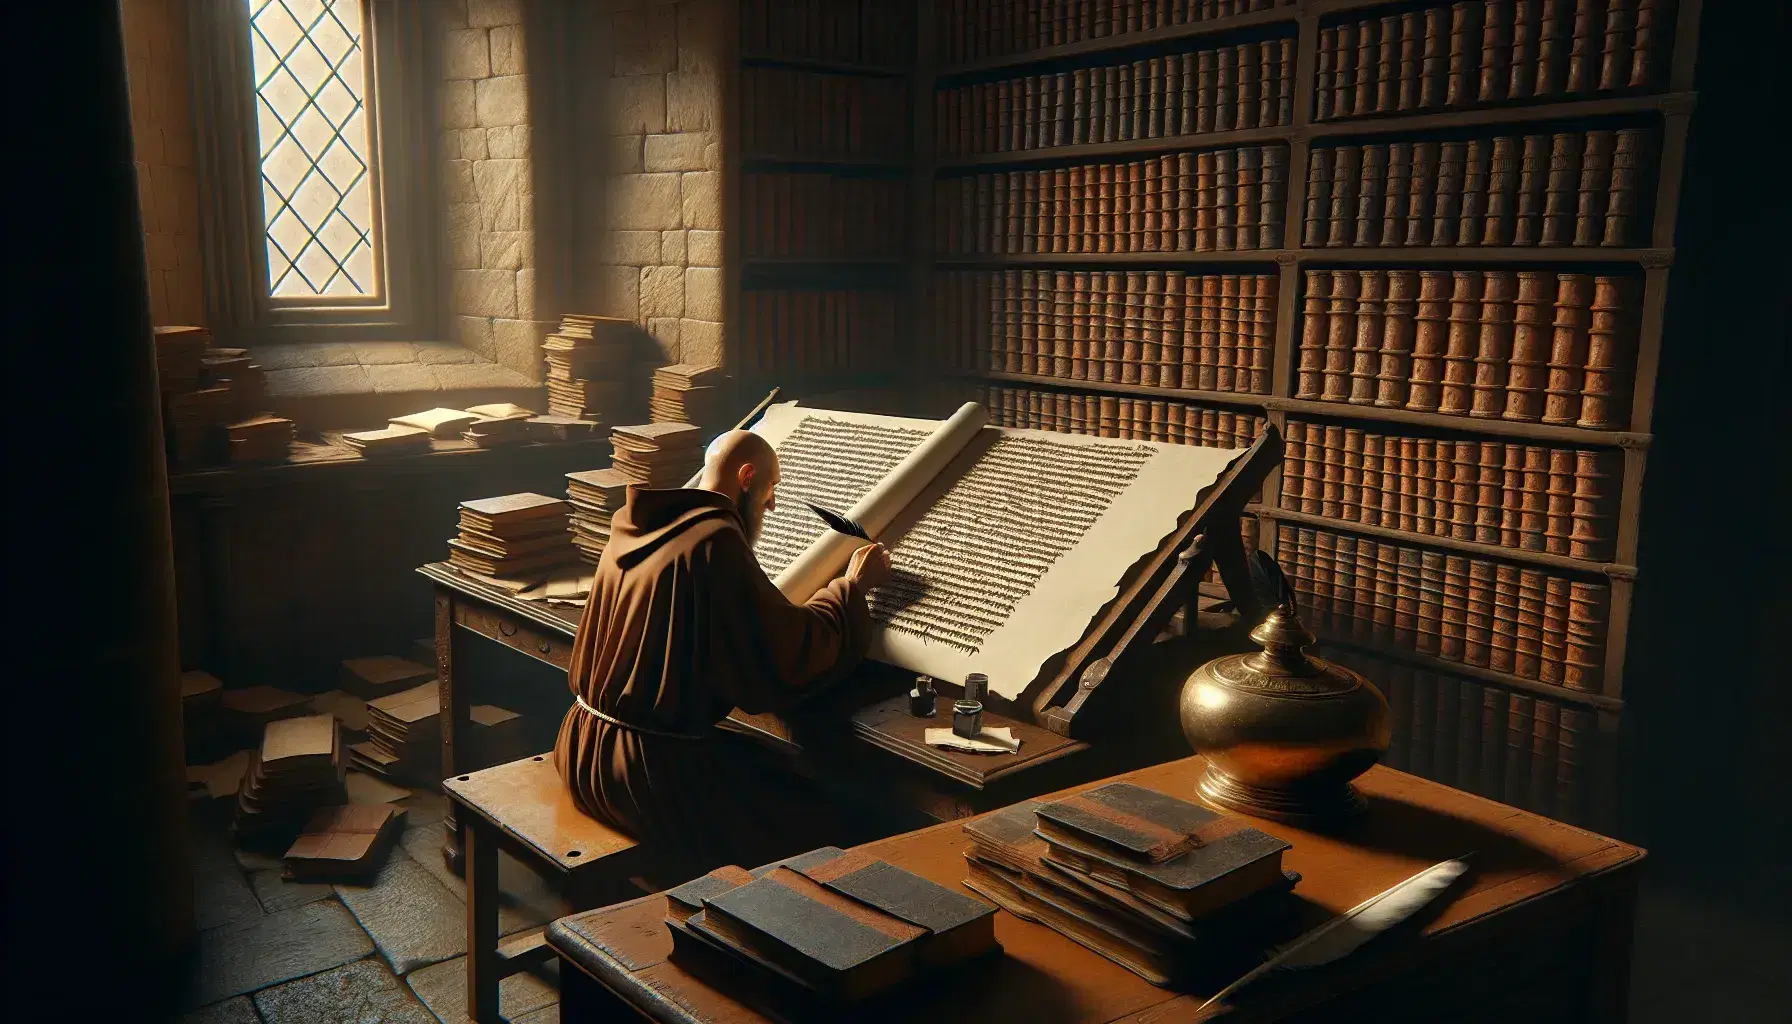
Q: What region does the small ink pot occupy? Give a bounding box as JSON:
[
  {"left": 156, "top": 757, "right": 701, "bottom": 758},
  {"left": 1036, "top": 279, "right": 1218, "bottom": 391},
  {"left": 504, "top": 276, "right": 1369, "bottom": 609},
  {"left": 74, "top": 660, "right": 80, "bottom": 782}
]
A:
[
  {"left": 909, "top": 676, "right": 937, "bottom": 718},
  {"left": 962, "top": 672, "right": 989, "bottom": 705},
  {"left": 952, "top": 699, "right": 984, "bottom": 739}
]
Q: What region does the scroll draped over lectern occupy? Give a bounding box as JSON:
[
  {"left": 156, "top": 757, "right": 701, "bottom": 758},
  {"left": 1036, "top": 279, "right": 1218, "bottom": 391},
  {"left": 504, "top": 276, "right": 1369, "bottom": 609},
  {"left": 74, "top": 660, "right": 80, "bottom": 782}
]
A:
[{"left": 749, "top": 401, "right": 1283, "bottom": 736}]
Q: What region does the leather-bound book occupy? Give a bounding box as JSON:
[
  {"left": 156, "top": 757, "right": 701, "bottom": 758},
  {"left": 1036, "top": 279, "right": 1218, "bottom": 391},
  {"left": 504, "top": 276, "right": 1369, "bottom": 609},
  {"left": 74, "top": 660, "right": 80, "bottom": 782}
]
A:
[
  {"left": 1249, "top": 274, "right": 1275, "bottom": 393},
  {"left": 1373, "top": 541, "right": 1400, "bottom": 641},
  {"left": 1382, "top": 142, "right": 1413, "bottom": 246},
  {"left": 1565, "top": 0, "right": 1604, "bottom": 94},
  {"left": 1604, "top": 127, "right": 1653, "bottom": 246},
  {"left": 1543, "top": 273, "right": 1593, "bottom": 423},
  {"left": 1055, "top": 270, "right": 1077, "bottom": 377},
  {"left": 1431, "top": 141, "right": 1467, "bottom": 245},
  {"left": 1234, "top": 147, "right": 1261, "bottom": 250},
  {"left": 1483, "top": 135, "right": 1521, "bottom": 245},
  {"left": 1303, "top": 148, "right": 1334, "bottom": 247},
  {"left": 1466, "top": 559, "right": 1498, "bottom": 668},
  {"left": 1321, "top": 269, "right": 1359, "bottom": 401},
  {"left": 1353, "top": 18, "right": 1380, "bottom": 116},
  {"left": 1513, "top": 134, "right": 1548, "bottom": 244},
  {"left": 1179, "top": 274, "right": 1201, "bottom": 389},
  {"left": 1280, "top": 421, "right": 1307, "bottom": 512},
  {"left": 1214, "top": 149, "right": 1238, "bottom": 250},
  {"left": 1509, "top": 0, "right": 1542, "bottom": 98},
  {"left": 1257, "top": 39, "right": 1278, "bottom": 127},
  {"left": 1545, "top": 448, "right": 1576, "bottom": 555},
  {"left": 1470, "top": 270, "right": 1516, "bottom": 419},
  {"left": 1515, "top": 567, "right": 1548, "bottom": 677},
  {"left": 1534, "top": 0, "right": 1570, "bottom": 95},
  {"left": 1490, "top": 563, "right": 1522, "bottom": 673},
  {"left": 1628, "top": 0, "right": 1666, "bottom": 88},
  {"left": 1121, "top": 271, "right": 1146, "bottom": 383},
  {"left": 1235, "top": 44, "right": 1259, "bottom": 129},
  {"left": 1439, "top": 271, "right": 1482, "bottom": 415},
  {"left": 1182, "top": 52, "right": 1201, "bottom": 135},
  {"left": 1420, "top": 6, "right": 1452, "bottom": 108},
  {"left": 1194, "top": 151, "right": 1217, "bottom": 251},
  {"left": 1580, "top": 275, "right": 1638, "bottom": 428},
  {"left": 1354, "top": 538, "right": 1381, "bottom": 642},
  {"left": 1431, "top": 671, "right": 1461, "bottom": 787},
  {"left": 1140, "top": 272, "right": 1164, "bottom": 386},
  {"left": 1328, "top": 146, "right": 1360, "bottom": 247},
  {"left": 1394, "top": 547, "right": 1423, "bottom": 645},
  {"left": 796, "top": 852, "right": 997, "bottom": 970},
  {"left": 1408, "top": 270, "right": 1451, "bottom": 412},
  {"left": 1500, "top": 443, "right": 1527, "bottom": 547},
  {"left": 1296, "top": 271, "right": 1330, "bottom": 399},
  {"left": 1457, "top": 138, "right": 1492, "bottom": 247},
  {"left": 1355, "top": 145, "right": 1388, "bottom": 246},
  {"left": 1539, "top": 575, "right": 1571, "bottom": 684},
  {"left": 1316, "top": 26, "right": 1338, "bottom": 120},
  {"left": 1555, "top": 707, "right": 1590, "bottom": 819},
  {"left": 1036, "top": 782, "right": 1223, "bottom": 864},
  {"left": 1504, "top": 271, "right": 1553, "bottom": 421},
  {"left": 1191, "top": 274, "right": 1217, "bottom": 389},
  {"left": 1475, "top": 685, "right": 1506, "bottom": 794},
  {"left": 1396, "top": 11, "right": 1423, "bottom": 110},
  {"left": 1360, "top": 432, "right": 1386, "bottom": 524},
  {"left": 1163, "top": 53, "right": 1184, "bottom": 137},
  {"left": 1540, "top": 132, "right": 1581, "bottom": 245},
  {"left": 1140, "top": 160, "right": 1161, "bottom": 254},
  {"left": 1215, "top": 275, "right": 1240, "bottom": 392},
  {"left": 1213, "top": 45, "right": 1235, "bottom": 132},
  {"left": 1259, "top": 147, "right": 1287, "bottom": 248},
  {"left": 1375, "top": 14, "right": 1401, "bottom": 113},
  {"left": 1570, "top": 449, "right": 1618, "bottom": 560},
  {"left": 1480, "top": 0, "right": 1516, "bottom": 104},
  {"left": 1417, "top": 550, "right": 1447, "bottom": 654},
  {"left": 1333, "top": 21, "right": 1358, "bottom": 118},
  {"left": 1597, "top": 0, "right": 1637, "bottom": 92},
  {"left": 1377, "top": 270, "right": 1419, "bottom": 407},
  {"left": 1573, "top": 130, "right": 1616, "bottom": 246},
  {"left": 1529, "top": 698, "right": 1561, "bottom": 814},
  {"left": 1445, "top": 2, "right": 1485, "bottom": 107},
  {"left": 1340, "top": 428, "right": 1365, "bottom": 518},
  {"left": 1349, "top": 271, "right": 1386, "bottom": 405},
  {"left": 1194, "top": 48, "right": 1216, "bottom": 133},
  {"left": 1454, "top": 678, "right": 1484, "bottom": 791},
  {"left": 1502, "top": 692, "right": 1535, "bottom": 805},
  {"left": 1400, "top": 436, "right": 1425, "bottom": 533}
]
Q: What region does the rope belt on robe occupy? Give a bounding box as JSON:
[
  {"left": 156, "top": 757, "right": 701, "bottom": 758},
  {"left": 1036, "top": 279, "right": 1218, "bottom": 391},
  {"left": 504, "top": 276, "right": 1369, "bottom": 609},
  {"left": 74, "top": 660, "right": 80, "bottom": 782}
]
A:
[{"left": 573, "top": 693, "right": 714, "bottom": 741}]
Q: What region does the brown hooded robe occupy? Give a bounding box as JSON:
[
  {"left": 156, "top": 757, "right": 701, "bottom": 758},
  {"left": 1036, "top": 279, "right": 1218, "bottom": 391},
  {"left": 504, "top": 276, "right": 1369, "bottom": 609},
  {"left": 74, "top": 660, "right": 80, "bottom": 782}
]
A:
[{"left": 553, "top": 486, "right": 873, "bottom": 874}]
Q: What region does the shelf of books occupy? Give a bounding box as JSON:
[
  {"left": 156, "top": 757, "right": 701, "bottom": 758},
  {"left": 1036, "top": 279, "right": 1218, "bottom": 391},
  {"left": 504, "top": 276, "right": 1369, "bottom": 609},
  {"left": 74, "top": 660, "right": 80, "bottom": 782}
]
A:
[{"left": 909, "top": 0, "right": 1701, "bottom": 832}]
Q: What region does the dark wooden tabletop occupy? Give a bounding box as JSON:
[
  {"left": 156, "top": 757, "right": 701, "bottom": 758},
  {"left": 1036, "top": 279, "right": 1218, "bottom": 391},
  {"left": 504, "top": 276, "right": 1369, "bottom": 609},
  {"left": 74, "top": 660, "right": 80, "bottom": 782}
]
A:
[{"left": 547, "top": 756, "right": 1644, "bottom": 1023}]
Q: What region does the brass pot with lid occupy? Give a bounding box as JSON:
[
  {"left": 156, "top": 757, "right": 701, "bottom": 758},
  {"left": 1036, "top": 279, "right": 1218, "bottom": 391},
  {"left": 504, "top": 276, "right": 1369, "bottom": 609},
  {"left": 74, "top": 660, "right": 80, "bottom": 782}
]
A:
[{"left": 1179, "top": 592, "right": 1389, "bottom": 825}]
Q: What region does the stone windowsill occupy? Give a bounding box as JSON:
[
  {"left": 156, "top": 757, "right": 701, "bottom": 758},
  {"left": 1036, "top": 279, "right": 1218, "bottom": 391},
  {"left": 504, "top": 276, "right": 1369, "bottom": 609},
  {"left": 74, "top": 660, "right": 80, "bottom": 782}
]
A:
[{"left": 247, "top": 341, "right": 542, "bottom": 428}]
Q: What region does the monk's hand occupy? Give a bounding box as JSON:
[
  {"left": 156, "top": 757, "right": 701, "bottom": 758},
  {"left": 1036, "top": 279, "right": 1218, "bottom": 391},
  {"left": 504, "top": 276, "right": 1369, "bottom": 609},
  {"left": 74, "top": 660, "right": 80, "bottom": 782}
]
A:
[{"left": 845, "top": 542, "right": 892, "bottom": 590}]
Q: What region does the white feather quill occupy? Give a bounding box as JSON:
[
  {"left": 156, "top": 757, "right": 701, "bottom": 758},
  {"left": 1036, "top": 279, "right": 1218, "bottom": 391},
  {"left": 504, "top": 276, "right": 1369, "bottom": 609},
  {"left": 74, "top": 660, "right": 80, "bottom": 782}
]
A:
[{"left": 1197, "top": 857, "right": 1469, "bottom": 1012}]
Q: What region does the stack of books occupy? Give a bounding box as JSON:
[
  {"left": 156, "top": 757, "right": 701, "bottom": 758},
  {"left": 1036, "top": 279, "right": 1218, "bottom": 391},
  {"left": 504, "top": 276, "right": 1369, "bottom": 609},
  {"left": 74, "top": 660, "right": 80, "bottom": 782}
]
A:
[
  {"left": 203, "top": 347, "right": 268, "bottom": 419},
  {"left": 283, "top": 804, "right": 404, "bottom": 882},
  {"left": 341, "top": 424, "right": 431, "bottom": 457},
  {"left": 153, "top": 325, "right": 209, "bottom": 392},
  {"left": 649, "top": 363, "right": 725, "bottom": 429},
  {"left": 165, "top": 386, "right": 233, "bottom": 466},
  {"left": 461, "top": 402, "right": 536, "bottom": 447},
  {"left": 352, "top": 681, "right": 439, "bottom": 784},
  {"left": 565, "top": 468, "right": 630, "bottom": 565},
  {"left": 448, "top": 493, "right": 576, "bottom": 580},
  {"left": 665, "top": 847, "right": 998, "bottom": 1014},
  {"left": 545, "top": 313, "right": 631, "bottom": 422},
  {"left": 391, "top": 407, "right": 479, "bottom": 440},
  {"left": 154, "top": 327, "right": 279, "bottom": 469},
  {"left": 962, "top": 783, "right": 1296, "bottom": 987},
  {"left": 226, "top": 415, "right": 295, "bottom": 464},
  {"left": 610, "top": 422, "right": 703, "bottom": 487},
  {"left": 235, "top": 714, "right": 347, "bottom": 845}
]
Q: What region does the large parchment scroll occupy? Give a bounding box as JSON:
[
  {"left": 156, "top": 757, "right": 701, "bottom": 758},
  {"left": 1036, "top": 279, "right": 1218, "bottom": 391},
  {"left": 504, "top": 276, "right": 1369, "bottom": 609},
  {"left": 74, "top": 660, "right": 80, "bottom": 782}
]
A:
[{"left": 751, "top": 402, "right": 1242, "bottom": 701}]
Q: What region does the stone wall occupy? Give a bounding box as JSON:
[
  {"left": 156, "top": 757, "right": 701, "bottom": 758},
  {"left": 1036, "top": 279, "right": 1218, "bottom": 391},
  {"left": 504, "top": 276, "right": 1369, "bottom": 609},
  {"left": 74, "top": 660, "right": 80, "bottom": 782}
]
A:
[
  {"left": 439, "top": 0, "right": 550, "bottom": 379},
  {"left": 122, "top": 0, "right": 205, "bottom": 327},
  {"left": 575, "top": 0, "right": 728, "bottom": 369}
]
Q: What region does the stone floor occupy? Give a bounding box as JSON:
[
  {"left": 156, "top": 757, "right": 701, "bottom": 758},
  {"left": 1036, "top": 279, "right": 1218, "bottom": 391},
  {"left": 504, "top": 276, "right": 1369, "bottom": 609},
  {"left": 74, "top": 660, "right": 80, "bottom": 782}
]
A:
[{"left": 178, "top": 789, "right": 568, "bottom": 1024}]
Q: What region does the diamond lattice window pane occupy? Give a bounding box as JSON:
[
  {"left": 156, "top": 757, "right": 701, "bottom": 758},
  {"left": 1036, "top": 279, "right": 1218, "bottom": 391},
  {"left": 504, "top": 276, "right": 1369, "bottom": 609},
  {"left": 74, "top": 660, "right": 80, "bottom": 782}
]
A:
[{"left": 247, "top": 0, "right": 378, "bottom": 299}]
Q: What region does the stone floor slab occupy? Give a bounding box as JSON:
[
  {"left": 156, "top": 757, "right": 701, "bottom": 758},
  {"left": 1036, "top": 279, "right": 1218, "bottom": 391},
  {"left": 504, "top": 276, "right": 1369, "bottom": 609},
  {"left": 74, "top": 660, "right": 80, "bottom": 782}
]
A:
[
  {"left": 399, "top": 819, "right": 563, "bottom": 935},
  {"left": 193, "top": 860, "right": 265, "bottom": 932},
  {"left": 178, "top": 996, "right": 261, "bottom": 1024},
  {"left": 405, "top": 955, "right": 557, "bottom": 1024},
  {"left": 249, "top": 868, "right": 335, "bottom": 915},
  {"left": 335, "top": 848, "right": 468, "bottom": 975},
  {"left": 511, "top": 1004, "right": 560, "bottom": 1024},
  {"left": 190, "top": 900, "right": 374, "bottom": 1007},
  {"left": 252, "top": 957, "right": 437, "bottom": 1024}
]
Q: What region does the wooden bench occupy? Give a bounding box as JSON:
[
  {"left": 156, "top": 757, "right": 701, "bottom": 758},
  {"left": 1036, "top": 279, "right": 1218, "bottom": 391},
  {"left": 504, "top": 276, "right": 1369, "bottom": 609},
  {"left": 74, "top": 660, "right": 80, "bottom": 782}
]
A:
[{"left": 443, "top": 753, "right": 653, "bottom": 1023}]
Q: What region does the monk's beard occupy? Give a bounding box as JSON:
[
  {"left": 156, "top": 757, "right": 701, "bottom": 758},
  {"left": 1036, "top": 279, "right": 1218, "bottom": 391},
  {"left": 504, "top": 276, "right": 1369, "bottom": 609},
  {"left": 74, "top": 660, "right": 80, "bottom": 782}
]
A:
[{"left": 737, "top": 489, "right": 765, "bottom": 545}]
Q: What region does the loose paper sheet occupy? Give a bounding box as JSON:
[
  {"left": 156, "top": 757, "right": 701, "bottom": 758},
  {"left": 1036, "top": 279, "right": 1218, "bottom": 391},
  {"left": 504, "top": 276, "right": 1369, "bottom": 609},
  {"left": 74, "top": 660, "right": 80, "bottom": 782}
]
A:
[
  {"left": 755, "top": 403, "right": 1243, "bottom": 701},
  {"left": 924, "top": 727, "right": 1021, "bottom": 754}
]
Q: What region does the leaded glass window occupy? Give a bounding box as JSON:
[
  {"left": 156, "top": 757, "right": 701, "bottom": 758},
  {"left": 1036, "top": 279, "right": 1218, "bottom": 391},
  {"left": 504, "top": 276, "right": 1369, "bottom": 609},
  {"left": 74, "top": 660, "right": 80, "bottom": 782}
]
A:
[{"left": 246, "top": 0, "right": 380, "bottom": 300}]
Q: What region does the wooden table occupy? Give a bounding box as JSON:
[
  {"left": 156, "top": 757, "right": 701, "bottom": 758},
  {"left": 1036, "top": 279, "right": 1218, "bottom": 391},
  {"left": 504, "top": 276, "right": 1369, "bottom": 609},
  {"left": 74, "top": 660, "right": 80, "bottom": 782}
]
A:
[
  {"left": 544, "top": 756, "right": 1643, "bottom": 1024},
  {"left": 420, "top": 561, "right": 1189, "bottom": 870}
]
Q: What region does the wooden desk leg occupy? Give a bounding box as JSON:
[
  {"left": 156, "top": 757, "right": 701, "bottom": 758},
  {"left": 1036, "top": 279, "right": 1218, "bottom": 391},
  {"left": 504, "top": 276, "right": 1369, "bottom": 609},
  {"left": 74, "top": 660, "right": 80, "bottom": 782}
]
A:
[
  {"left": 465, "top": 816, "right": 501, "bottom": 1024},
  {"left": 436, "top": 588, "right": 469, "bottom": 874}
]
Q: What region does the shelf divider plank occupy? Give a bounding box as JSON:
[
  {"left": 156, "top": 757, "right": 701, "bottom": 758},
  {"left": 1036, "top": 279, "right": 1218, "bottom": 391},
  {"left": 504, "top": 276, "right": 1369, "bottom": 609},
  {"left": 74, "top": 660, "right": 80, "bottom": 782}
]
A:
[
  {"left": 936, "top": 124, "right": 1295, "bottom": 169},
  {"left": 1267, "top": 396, "right": 1652, "bottom": 447},
  {"left": 1304, "top": 91, "right": 1695, "bottom": 140},
  {"left": 935, "top": 4, "right": 1300, "bottom": 79},
  {"left": 962, "top": 370, "right": 1273, "bottom": 409},
  {"left": 1249, "top": 504, "right": 1638, "bottom": 580},
  {"left": 932, "top": 247, "right": 1673, "bottom": 266}
]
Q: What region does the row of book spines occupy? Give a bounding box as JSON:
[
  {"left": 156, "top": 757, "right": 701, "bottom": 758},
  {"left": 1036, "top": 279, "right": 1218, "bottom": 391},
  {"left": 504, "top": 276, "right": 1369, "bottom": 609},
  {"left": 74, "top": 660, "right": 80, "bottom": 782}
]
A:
[
  {"left": 935, "top": 39, "right": 1295, "bottom": 156},
  {"left": 740, "top": 174, "right": 908, "bottom": 260},
  {"left": 937, "top": 0, "right": 1296, "bottom": 63},
  {"left": 1315, "top": 0, "right": 1675, "bottom": 123},
  {"left": 935, "top": 145, "right": 1288, "bottom": 254},
  {"left": 1322, "top": 645, "right": 1596, "bottom": 822},
  {"left": 1276, "top": 523, "right": 1610, "bottom": 690},
  {"left": 1294, "top": 269, "right": 1639, "bottom": 430},
  {"left": 740, "top": 67, "right": 909, "bottom": 159},
  {"left": 975, "top": 383, "right": 1266, "bottom": 448},
  {"left": 739, "top": 0, "right": 915, "bottom": 68},
  {"left": 739, "top": 290, "right": 899, "bottom": 375},
  {"left": 931, "top": 270, "right": 1274, "bottom": 392},
  {"left": 1304, "top": 128, "right": 1655, "bottom": 250},
  {"left": 1280, "top": 419, "right": 1621, "bottom": 562}
]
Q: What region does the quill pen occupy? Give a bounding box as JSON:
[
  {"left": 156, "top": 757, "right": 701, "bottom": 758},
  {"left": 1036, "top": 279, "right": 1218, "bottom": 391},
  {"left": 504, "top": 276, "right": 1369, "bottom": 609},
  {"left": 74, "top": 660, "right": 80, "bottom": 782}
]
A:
[
  {"left": 1197, "top": 857, "right": 1469, "bottom": 1012},
  {"left": 802, "top": 500, "right": 869, "bottom": 539}
]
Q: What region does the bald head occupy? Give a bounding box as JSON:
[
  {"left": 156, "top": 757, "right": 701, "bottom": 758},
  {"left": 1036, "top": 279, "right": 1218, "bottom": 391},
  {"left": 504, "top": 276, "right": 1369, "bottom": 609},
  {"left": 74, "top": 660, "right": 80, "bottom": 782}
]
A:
[{"left": 698, "top": 429, "right": 780, "bottom": 543}]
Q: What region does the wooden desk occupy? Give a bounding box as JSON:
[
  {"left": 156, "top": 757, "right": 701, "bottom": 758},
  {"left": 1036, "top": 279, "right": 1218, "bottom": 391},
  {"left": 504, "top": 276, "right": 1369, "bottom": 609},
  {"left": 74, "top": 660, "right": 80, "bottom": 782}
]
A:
[
  {"left": 420, "top": 561, "right": 1170, "bottom": 869},
  {"left": 545, "top": 757, "right": 1644, "bottom": 1024}
]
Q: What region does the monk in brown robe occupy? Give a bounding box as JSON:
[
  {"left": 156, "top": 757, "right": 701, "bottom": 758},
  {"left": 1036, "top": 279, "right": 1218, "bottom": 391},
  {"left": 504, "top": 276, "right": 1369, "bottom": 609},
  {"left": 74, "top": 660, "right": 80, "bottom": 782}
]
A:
[{"left": 554, "top": 429, "right": 891, "bottom": 876}]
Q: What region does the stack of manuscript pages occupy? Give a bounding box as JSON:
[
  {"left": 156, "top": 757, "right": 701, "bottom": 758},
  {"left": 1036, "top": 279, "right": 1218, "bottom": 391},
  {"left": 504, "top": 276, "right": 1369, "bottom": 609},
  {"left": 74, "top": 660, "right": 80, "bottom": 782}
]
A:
[
  {"left": 460, "top": 402, "right": 536, "bottom": 447},
  {"left": 546, "top": 314, "right": 631, "bottom": 421},
  {"left": 341, "top": 424, "right": 430, "bottom": 456},
  {"left": 565, "top": 468, "right": 630, "bottom": 565},
  {"left": 962, "top": 783, "right": 1296, "bottom": 987},
  {"left": 350, "top": 680, "right": 525, "bottom": 785},
  {"left": 448, "top": 492, "right": 576, "bottom": 580},
  {"left": 227, "top": 415, "right": 295, "bottom": 463},
  {"left": 609, "top": 422, "right": 703, "bottom": 487},
  {"left": 235, "top": 714, "right": 347, "bottom": 847},
  {"left": 664, "top": 847, "right": 998, "bottom": 1016},
  {"left": 155, "top": 325, "right": 281, "bottom": 468},
  {"left": 283, "top": 804, "right": 404, "bottom": 882},
  {"left": 649, "top": 363, "right": 724, "bottom": 431}
]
